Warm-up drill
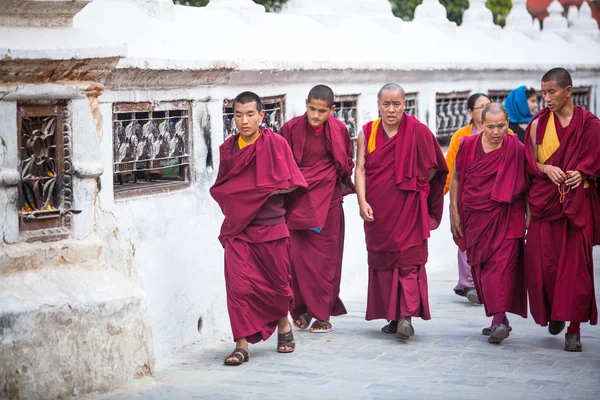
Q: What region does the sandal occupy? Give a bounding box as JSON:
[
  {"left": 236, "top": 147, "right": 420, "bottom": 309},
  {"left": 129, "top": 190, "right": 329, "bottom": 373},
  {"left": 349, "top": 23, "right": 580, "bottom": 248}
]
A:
[
  {"left": 277, "top": 330, "right": 296, "bottom": 353},
  {"left": 293, "top": 313, "right": 312, "bottom": 330},
  {"left": 223, "top": 347, "right": 249, "bottom": 366},
  {"left": 381, "top": 320, "right": 398, "bottom": 334},
  {"left": 310, "top": 320, "right": 334, "bottom": 333}
]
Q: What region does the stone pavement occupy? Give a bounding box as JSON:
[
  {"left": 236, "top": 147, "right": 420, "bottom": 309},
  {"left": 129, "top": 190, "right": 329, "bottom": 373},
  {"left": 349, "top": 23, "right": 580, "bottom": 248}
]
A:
[{"left": 91, "top": 249, "right": 600, "bottom": 400}]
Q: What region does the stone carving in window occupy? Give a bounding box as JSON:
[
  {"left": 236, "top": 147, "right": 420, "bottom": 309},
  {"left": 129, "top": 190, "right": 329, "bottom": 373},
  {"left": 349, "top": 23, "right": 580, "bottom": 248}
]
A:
[
  {"left": 223, "top": 95, "right": 286, "bottom": 141},
  {"left": 488, "top": 90, "right": 511, "bottom": 106},
  {"left": 112, "top": 101, "right": 191, "bottom": 197},
  {"left": 404, "top": 93, "right": 419, "bottom": 117},
  {"left": 436, "top": 92, "right": 470, "bottom": 144},
  {"left": 572, "top": 86, "right": 591, "bottom": 110},
  {"left": 17, "top": 102, "right": 75, "bottom": 241},
  {"left": 334, "top": 95, "right": 359, "bottom": 159}
]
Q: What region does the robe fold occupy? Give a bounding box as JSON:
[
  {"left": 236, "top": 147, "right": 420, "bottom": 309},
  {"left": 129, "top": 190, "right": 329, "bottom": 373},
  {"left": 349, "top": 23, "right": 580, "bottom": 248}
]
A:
[
  {"left": 363, "top": 114, "right": 448, "bottom": 321},
  {"left": 454, "top": 133, "right": 528, "bottom": 318},
  {"left": 210, "top": 127, "right": 308, "bottom": 343},
  {"left": 280, "top": 115, "right": 355, "bottom": 321},
  {"left": 524, "top": 106, "right": 600, "bottom": 326}
]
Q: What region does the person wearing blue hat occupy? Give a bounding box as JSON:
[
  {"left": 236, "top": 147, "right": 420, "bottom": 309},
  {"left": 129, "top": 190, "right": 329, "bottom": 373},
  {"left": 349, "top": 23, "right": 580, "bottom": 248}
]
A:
[{"left": 505, "top": 86, "right": 538, "bottom": 142}]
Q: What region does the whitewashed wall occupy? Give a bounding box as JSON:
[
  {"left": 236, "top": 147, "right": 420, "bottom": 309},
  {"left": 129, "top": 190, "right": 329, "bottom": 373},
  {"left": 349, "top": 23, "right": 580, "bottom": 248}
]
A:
[{"left": 97, "top": 68, "right": 599, "bottom": 357}]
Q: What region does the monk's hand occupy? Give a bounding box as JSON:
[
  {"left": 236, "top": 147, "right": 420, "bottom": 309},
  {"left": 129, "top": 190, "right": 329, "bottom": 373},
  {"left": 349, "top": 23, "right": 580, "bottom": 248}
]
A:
[
  {"left": 450, "top": 210, "right": 463, "bottom": 238},
  {"left": 541, "top": 165, "right": 567, "bottom": 186},
  {"left": 565, "top": 170, "right": 584, "bottom": 189},
  {"left": 271, "top": 186, "right": 297, "bottom": 195},
  {"left": 359, "top": 202, "right": 374, "bottom": 222}
]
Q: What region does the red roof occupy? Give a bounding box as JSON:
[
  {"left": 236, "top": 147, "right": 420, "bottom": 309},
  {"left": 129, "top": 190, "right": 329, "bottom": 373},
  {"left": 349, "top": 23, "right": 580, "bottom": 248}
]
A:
[{"left": 527, "top": 0, "right": 600, "bottom": 25}]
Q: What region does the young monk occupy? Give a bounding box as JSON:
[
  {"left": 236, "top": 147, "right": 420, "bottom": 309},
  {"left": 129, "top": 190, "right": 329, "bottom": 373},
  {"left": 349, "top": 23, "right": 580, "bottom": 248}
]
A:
[
  {"left": 525, "top": 68, "right": 600, "bottom": 352},
  {"left": 450, "top": 103, "right": 528, "bottom": 345},
  {"left": 210, "top": 91, "right": 308, "bottom": 365},
  {"left": 355, "top": 83, "right": 448, "bottom": 341},
  {"left": 280, "top": 85, "right": 355, "bottom": 333}
]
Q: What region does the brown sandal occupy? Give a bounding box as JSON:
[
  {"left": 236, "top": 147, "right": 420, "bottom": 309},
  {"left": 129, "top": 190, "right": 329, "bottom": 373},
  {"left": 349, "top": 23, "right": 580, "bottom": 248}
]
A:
[
  {"left": 223, "top": 347, "right": 249, "bottom": 366},
  {"left": 293, "top": 313, "right": 312, "bottom": 330},
  {"left": 310, "top": 320, "right": 334, "bottom": 333},
  {"left": 277, "top": 330, "right": 296, "bottom": 353}
]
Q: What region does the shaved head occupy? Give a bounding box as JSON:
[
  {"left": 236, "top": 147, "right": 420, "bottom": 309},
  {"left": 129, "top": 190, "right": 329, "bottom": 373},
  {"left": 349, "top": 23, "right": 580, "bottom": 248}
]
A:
[
  {"left": 378, "top": 83, "right": 405, "bottom": 100},
  {"left": 481, "top": 102, "right": 508, "bottom": 123},
  {"left": 542, "top": 67, "right": 573, "bottom": 88}
]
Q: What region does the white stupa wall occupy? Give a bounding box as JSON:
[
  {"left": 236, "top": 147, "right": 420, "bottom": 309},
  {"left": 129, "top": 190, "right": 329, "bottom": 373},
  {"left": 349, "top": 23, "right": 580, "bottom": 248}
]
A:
[{"left": 2, "top": 0, "right": 600, "bottom": 364}]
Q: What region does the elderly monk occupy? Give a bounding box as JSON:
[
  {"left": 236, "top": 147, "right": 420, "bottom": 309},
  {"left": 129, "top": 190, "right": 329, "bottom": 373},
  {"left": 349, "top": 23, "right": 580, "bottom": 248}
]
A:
[
  {"left": 444, "top": 93, "right": 491, "bottom": 305},
  {"left": 450, "top": 103, "right": 528, "bottom": 345},
  {"left": 355, "top": 83, "right": 448, "bottom": 341},
  {"left": 280, "top": 85, "right": 355, "bottom": 333},
  {"left": 525, "top": 68, "right": 600, "bottom": 352},
  {"left": 210, "top": 91, "right": 308, "bottom": 365}
]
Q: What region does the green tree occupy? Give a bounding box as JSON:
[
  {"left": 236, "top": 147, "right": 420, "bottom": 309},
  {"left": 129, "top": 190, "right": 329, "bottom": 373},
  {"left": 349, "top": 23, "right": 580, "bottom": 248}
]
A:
[
  {"left": 390, "top": 0, "right": 512, "bottom": 27},
  {"left": 175, "top": 0, "right": 512, "bottom": 26},
  {"left": 173, "top": 0, "right": 288, "bottom": 12}
]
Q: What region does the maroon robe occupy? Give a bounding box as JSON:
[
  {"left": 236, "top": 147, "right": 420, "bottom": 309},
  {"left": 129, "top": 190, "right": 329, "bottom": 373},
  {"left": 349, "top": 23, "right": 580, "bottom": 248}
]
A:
[
  {"left": 363, "top": 114, "right": 448, "bottom": 321},
  {"left": 454, "top": 133, "right": 527, "bottom": 318},
  {"left": 210, "top": 127, "right": 308, "bottom": 343},
  {"left": 280, "top": 115, "right": 355, "bottom": 322},
  {"left": 524, "top": 106, "right": 600, "bottom": 326}
]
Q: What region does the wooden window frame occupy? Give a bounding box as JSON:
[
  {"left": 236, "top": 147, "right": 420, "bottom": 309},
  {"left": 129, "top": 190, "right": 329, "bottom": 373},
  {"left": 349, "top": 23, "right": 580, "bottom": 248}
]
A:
[
  {"left": 435, "top": 91, "right": 470, "bottom": 144},
  {"left": 17, "top": 101, "right": 73, "bottom": 242},
  {"left": 112, "top": 100, "right": 193, "bottom": 199}
]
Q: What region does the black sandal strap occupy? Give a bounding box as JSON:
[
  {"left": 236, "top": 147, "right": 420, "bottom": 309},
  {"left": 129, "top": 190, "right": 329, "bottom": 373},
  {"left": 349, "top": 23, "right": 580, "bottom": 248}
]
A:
[
  {"left": 277, "top": 330, "right": 295, "bottom": 352},
  {"left": 294, "top": 313, "right": 312, "bottom": 329},
  {"left": 224, "top": 347, "right": 249, "bottom": 364}
]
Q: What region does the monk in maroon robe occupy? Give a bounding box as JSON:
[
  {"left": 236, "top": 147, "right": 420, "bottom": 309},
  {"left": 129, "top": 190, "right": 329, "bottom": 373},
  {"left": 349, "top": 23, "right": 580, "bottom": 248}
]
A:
[
  {"left": 280, "top": 85, "right": 355, "bottom": 333},
  {"left": 450, "top": 103, "right": 528, "bottom": 345},
  {"left": 525, "top": 68, "right": 600, "bottom": 352},
  {"left": 210, "top": 92, "right": 308, "bottom": 365},
  {"left": 355, "top": 83, "right": 448, "bottom": 341}
]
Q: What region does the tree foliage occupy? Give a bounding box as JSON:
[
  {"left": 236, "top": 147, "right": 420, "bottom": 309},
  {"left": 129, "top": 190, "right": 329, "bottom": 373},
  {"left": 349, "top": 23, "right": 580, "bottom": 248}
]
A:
[
  {"left": 174, "top": 0, "right": 513, "bottom": 27},
  {"left": 390, "top": 0, "right": 513, "bottom": 27},
  {"left": 173, "top": 0, "right": 288, "bottom": 12}
]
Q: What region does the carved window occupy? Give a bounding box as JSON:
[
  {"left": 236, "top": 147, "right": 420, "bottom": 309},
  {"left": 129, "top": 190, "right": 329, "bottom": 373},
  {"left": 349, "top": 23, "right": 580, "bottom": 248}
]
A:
[
  {"left": 112, "top": 101, "right": 191, "bottom": 197},
  {"left": 17, "top": 101, "right": 74, "bottom": 241},
  {"left": 223, "top": 95, "right": 286, "bottom": 141},
  {"left": 488, "top": 90, "right": 511, "bottom": 105},
  {"left": 436, "top": 91, "right": 470, "bottom": 145},
  {"left": 334, "top": 95, "right": 359, "bottom": 159},
  {"left": 405, "top": 92, "right": 419, "bottom": 117},
  {"left": 572, "top": 86, "right": 591, "bottom": 110}
]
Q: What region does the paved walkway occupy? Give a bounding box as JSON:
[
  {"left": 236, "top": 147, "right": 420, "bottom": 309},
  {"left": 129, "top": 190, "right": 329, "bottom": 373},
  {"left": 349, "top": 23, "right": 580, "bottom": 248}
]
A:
[{"left": 92, "top": 249, "right": 600, "bottom": 400}]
